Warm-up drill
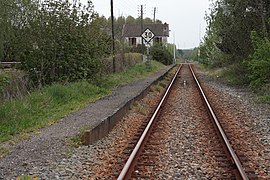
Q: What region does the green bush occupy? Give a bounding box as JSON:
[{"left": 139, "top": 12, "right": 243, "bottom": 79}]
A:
[
  {"left": 150, "top": 43, "right": 173, "bottom": 65},
  {"left": 221, "top": 62, "right": 250, "bottom": 85},
  {"left": 248, "top": 33, "right": 270, "bottom": 90},
  {"left": 4, "top": 0, "right": 111, "bottom": 87}
]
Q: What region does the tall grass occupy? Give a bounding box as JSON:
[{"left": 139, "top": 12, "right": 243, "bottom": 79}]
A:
[
  {"left": 0, "top": 82, "right": 108, "bottom": 142},
  {"left": 100, "top": 60, "right": 164, "bottom": 88},
  {"left": 0, "top": 61, "right": 165, "bottom": 142},
  {"left": 0, "top": 70, "right": 29, "bottom": 101}
]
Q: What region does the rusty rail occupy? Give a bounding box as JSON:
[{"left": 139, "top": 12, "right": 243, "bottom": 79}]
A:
[
  {"left": 117, "top": 65, "right": 182, "bottom": 180},
  {"left": 189, "top": 64, "right": 248, "bottom": 180},
  {"left": 117, "top": 63, "right": 248, "bottom": 179}
]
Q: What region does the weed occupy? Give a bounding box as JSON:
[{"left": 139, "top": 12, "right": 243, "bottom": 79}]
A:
[
  {"left": 0, "top": 146, "right": 10, "bottom": 158},
  {"left": 131, "top": 103, "right": 148, "bottom": 115},
  {"left": 67, "top": 135, "right": 82, "bottom": 148},
  {"left": 150, "top": 83, "right": 164, "bottom": 93},
  {"left": 16, "top": 175, "right": 38, "bottom": 180},
  {"left": 257, "top": 95, "right": 270, "bottom": 104},
  {"left": 0, "top": 73, "right": 9, "bottom": 93}
]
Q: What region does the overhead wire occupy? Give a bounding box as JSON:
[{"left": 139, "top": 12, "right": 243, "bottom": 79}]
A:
[{"left": 114, "top": 0, "right": 148, "bottom": 18}]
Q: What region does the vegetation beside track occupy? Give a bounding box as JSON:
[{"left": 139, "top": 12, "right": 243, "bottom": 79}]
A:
[
  {"left": 190, "top": 0, "right": 270, "bottom": 103},
  {"left": 0, "top": 61, "right": 165, "bottom": 143}
]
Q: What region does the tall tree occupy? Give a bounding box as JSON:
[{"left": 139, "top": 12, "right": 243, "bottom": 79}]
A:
[
  {"left": 126, "top": 15, "right": 136, "bottom": 24},
  {"left": 202, "top": 0, "right": 270, "bottom": 67},
  {"left": 0, "top": 0, "right": 39, "bottom": 61},
  {"left": 115, "top": 16, "right": 125, "bottom": 39},
  {"left": 201, "top": 0, "right": 270, "bottom": 88},
  {"left": 144, "top": 17, "right": 153, "bottom": 24}
]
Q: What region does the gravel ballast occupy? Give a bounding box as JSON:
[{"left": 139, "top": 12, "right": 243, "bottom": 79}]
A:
[
  {"left": 47, "top": 64, "right": 269, "bottom": 179},
  {"left": 0, "top": 63, "right": 269, "bottom": 179},
  {"left": 197, "top": 67, "right": 270, "bottom": 178}
]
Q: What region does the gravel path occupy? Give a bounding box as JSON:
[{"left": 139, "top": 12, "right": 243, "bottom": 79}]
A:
[
  {"left": 37, "top": 72, "right": 168, "bottom": 179},
  {"left": 0, "top": 65, "right": 173, "bottom": 179}
]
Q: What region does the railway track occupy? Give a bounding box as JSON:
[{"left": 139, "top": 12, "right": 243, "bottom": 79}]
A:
[{"left": 116, "top": 63, "right": 255, "bottom": 179}]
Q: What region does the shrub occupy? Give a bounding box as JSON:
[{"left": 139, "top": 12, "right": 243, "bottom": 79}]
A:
[
  {"left": 6, "top": 0, "right": 111, "bottom": 87},
  {"left": 248, "top": 33, "right": 270, "bottom": 90},
  {"left": 150, "top": 43, "right": 173, "bottom": 65}
]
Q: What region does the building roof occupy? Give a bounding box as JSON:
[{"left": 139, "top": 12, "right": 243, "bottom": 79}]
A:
[{"left": 123, "top": 23, "right": 169, "bottom": 37}]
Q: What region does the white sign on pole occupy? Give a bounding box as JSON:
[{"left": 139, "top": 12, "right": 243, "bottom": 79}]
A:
[{"left": 141, "top": 28, "right": 155, "bottom": 43}]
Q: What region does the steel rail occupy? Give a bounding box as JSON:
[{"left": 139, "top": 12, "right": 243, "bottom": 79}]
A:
[
  {"left": 189, "top": 64, "right": 249, "bottom": 180},
  {"left": 117, "top": 65, "right": 182, "bottom": 180}
]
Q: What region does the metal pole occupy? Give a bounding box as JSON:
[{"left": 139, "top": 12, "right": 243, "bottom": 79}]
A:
[
  {"left": 198, "top": 24, "right": 201, "bottom": 63},
  {"left": 111, "top": 0, "right": 115, "bottom": 73},
  {"left": 173, "top": 32, "right": 176, "bottom": 64},
  {"left": 141, "top": 5, "right": 144, "bottom": 53}
]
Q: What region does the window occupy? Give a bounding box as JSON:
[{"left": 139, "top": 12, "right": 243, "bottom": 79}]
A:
[
  {"left": 128, "top": 38, "right": 136, "bottom": 46},
  {"left": 154, "top": 37, "right": 162, "bottom": 43}
]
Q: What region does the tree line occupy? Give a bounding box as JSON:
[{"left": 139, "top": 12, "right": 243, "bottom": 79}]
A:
[
  {"left": 99, "top": 15, "right": 162, "bottom": 41},
  {"left": 0, "top": 0, "right": 165, "bottom": 88},
  {"left": 1, "top": 0, "right": 113, "bottom": 86},
  {"left": 200, "top": 0, "right": 270, "bottom": 92}
]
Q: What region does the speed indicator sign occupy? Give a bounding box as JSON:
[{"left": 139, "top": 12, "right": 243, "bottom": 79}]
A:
[{"left": 141, "top": 28, "right": 155, "bottom": 43}]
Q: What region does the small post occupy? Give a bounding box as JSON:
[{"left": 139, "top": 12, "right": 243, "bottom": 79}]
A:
[{"left": 146, "top": 42, "right": 151, "bottom": 70}]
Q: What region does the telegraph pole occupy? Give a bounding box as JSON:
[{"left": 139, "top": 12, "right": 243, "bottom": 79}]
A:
[
  {"left": 153, "top": 7, "right": 157, "bottom": 23},
  {"left": 198, "top": 24, "right": 201, "bottom": 63},
  {"left": 173, "top": 31, "right": 176, "bottom": 64},
  {"left": 140, "top": 5, "right": 144, "bottom": 52},
  {"left": 111, "top": 0, "right": 115, "bottom": 73}
]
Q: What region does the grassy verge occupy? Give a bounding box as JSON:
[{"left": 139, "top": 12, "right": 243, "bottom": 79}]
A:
[
  {"left": 201, "top": 65, "right": 270, "bottom": 104},
  {"left": 257, "top": 95, "right": 270, "bottom": 103},
  {"left": 0, "top": 61, "right": 165, "bottom": 143},
  {"left": 256, "top": 84, "right": 270, "bottom": 104},
  {"left": 99, "top": 60, "right": 164, "bottom": 88}
]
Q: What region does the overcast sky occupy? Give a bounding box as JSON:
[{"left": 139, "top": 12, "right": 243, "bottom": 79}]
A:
[{"left": 87, "top": 0, "right": 211, "bottom": 49}]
